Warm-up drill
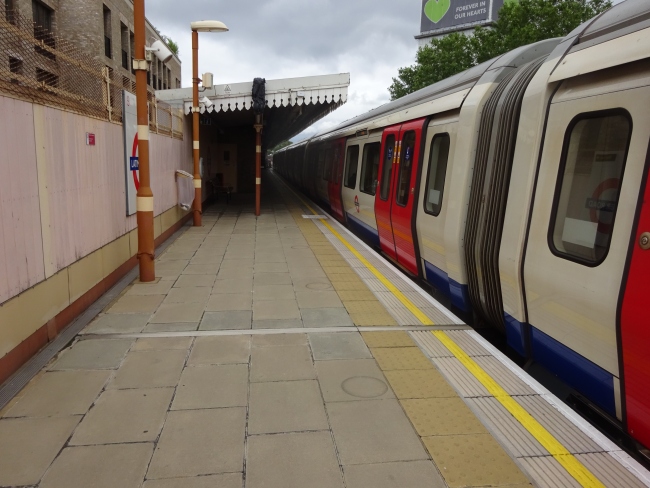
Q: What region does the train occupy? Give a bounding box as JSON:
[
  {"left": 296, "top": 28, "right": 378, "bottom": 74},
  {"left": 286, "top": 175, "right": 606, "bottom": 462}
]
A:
[{"left": 273, "top": 0, "right": 650, "bottom": 452}]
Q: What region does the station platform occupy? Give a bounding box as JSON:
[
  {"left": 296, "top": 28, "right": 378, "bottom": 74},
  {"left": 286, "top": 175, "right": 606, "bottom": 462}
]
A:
[{"left": 0, "top": 171, "right": 649, "bottom": 488}]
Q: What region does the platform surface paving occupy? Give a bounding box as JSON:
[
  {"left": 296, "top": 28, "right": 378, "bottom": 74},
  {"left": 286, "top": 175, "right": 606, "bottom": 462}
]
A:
[{"left": 0, "top": 171, "right": 648, "bottom": 488}]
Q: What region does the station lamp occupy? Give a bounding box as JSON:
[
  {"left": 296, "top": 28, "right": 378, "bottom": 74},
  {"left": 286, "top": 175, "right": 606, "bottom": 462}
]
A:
[{"left": 190, "top": 20, "right": 229, "bottom": 227}]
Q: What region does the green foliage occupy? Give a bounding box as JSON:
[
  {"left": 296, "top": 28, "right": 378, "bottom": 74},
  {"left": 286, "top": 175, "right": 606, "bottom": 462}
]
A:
[
  {"left": 389, "top": 0, "right": 612, "bottom": 100},
  {"left": 161, "top": 35, "right": 179, "bottom": 56}
]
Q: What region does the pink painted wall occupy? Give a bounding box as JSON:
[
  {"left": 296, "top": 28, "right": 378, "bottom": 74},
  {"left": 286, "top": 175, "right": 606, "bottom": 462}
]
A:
[
  {"left": 0, "top": 97, "right": 46, "bottom": 303},
  {"left": 0, "top": 95, "right": 192, "bottom": 305}
]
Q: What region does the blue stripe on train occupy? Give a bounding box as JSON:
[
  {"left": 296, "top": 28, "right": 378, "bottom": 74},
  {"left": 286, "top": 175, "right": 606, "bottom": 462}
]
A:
[
  {"left": 346, "top": 213, "right": 380, "bottom": 248},
  {"left": 504, "top": 313, "right": 528, "bottom": 357},
  {"left": 422, "top": 260, "right": 470, "bottom": 313},
  {"left": 531, "top": 326, "right": 616, "bottom": 416}
]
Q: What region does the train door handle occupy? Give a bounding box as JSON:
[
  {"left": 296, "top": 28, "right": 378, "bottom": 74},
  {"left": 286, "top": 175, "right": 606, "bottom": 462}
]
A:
[
  {"left": 411, "top": 188, "right": 415, "bottom": 194},
  {"left": 640, "top": 232, "right": 650, "bottom": 250}
]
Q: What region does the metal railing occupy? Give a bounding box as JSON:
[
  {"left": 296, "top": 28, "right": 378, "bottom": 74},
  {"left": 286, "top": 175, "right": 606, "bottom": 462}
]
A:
[{"left": 0, "top": 4, "right": 183, "bottom": 140}]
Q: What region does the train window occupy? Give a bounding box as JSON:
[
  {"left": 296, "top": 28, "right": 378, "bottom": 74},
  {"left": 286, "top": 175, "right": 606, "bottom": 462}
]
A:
[
  {"left": 380, "top": 135, "right": 395, "bottom": 201},
  {"left": 423, "top": 133, "right": 450, "bottom": 216},
  {"left": 360, "top": 142, "right": 381, "bottom": 195},
  {"left": 344, "top": 145, "right": 360, "bottom": 189},
  {"left": 318, "top": 151, "right": 326, "bottom": 180},
  {"left": 395, "top": 131, "right": 416, "bottom": 206},
  {"left": 549, "top": 111, "right": 631, "bottom": 266}
]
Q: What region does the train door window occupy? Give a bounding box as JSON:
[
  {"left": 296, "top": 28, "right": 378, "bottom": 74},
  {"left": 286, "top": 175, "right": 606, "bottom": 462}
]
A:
[
  {"left": 360, "top": 142, "right": 381, "bottom": 195},
  {"left": 380, "top": 135, "right": 395, "bottom": 201},
  {"left": 395, "top": 131, "right": 416, "bottom": 206},
  {"left": 344, "top": 145, "right": 360, "bottom": 189},
  {"left": 423, "top": 133, "right": 450, "bottom": 216},
  {"left": 550, "top": 111, "right": 631, "bottom": 265}
]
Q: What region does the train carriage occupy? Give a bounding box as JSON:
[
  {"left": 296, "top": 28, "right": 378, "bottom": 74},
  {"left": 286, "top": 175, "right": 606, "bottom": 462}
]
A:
[{"left": 274, "top": 0, "right": 650, "bottom": 452}]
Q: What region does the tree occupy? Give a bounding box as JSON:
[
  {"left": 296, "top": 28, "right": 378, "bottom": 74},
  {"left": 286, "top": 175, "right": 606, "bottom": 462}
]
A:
[
  {"left": 269, "top": 140, "right": 293, "bottom": 154},
  {"left": 161, "top": 36, "right": 179, "bottom": 57},
  {"left": 389, "top": 0, "right": 612, "bottom": 100}
]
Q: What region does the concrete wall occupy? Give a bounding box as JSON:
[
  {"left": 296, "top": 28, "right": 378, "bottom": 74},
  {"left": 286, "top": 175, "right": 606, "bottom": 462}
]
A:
[{"left": 0, "top": 93, "right": 192, "bottom": 380}]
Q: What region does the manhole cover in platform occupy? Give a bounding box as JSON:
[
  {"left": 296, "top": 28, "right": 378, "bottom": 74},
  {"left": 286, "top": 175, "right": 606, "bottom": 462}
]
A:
[
  {"left": 306, "top": 282, "right": 333, "bottom": 291},
  {"left": 341, "top": 376, "right": 388, "bottom": 398}
]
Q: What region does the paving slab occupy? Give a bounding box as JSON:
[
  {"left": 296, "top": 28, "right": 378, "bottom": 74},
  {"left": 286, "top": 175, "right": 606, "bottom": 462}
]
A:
[
  {"left": 252, "top": 318, "right": 304, "bottom": 329},
  {"left": 254, "top": 262, "right": 289, "bottom": 273},
  {"left": 251, "top": 344, "right": 315, "bottom": 382},
  {"left": 383, "top": 369, "right": 458, "bottom": 399},
  {"left": 213, "top": 278, "right": 253, "bottom": 294},
  {"left": 253, "top": 284, "right": 295, "bottom": 301},
  {"left": 172, "top": 364, "right": 248, "bottom": 410},
  {"left": 173, "top": 274, "right": 216, "bottom": 288},
  {"left": 372, "top": 347, "right": 436, "bottom": 370},
  {"left": 301, "top": 308, "right": 354, "bottom": 327},
  {"left": 108, "top": 349, "right": 186, "bottom": 389},
  {"left": 248, "top": 380, "right": 328, "bottom": 434},
  {"left": 142, "top": 322, "right": 199, "bottom": 333},
  {"left": 289, "top": 266, "right": 327, "bottom": 279},
  {"left": 159, "top": 250, "right": 197, "bottom": 261},
  {"left": 107, "top": 294, "right": 165, "bottom": 314},
  {"left": 254, "top": 272, "right": 292, "bottom": 285},
  {"left": 49, "top": 339, "right": 133, "bottom": 370},
  {"left": 127, "top": 280, "right": 174, "bottom": 296},
  {"left": 4, "top": 370, "right": 110, "bottom": 418},
  {"left": 39, "top": 443, "right": 153, "bottom": 488},
  {"left": 199, "top": 310, "right": 252, "bottom": 330},
  {"left": 147, "top": 408, "right": 246, "bottom": 479},
  {"left": 343, "top": 461, "right": 446, "bottom": 488},
  {"left": 132, "top": 337, "right": 193, "bottom": 351},
  {"left": 216, "top": 267, "right": 254, "bottom": 280},
  {"left": 327, "top": 399, "right": 429, "bottom": 465},
  {"left": 164, "top": 286, "right": 211, "bottom": 304},
  {"left": 402, "top": 397, "right": 487, "bottom": 436},
  {"left": 0, "top": 416, "right": 81, "bottom": 486},
  {"left": 70, "top": 388, "right": 174, "bottom": 445},
  {"left": 315, "top": 359, "right": 394, "bottom": 402},
  {"left": 206, "top": 292, "right": 252, "bottom": 311},
  {"left": 188, "top": 336, "right": 251, "bottom": 365},
  {"left": 253, "top": 299, "right": 301, "bottom": 320},
  {"left": 143, "top": 473, "right": 243, "bottom": 488},
  {"left": 255, "top": 253, "right": 287, "bottom": 263},
  {"left": 296, "top": 290, "right": 344, "bottom": 309},
  {"left": 219, "top": 259, "right": 254, "bottom": 269},
  {"left": 151, "top": 302, "right": 205, "bottom": 323},
  {"left": 422, "top": 434, "right": 531, "bottom": 487},
  {"left": 83, "top": 313, "right": 150, "bottom": 334},
  {"left": 246, "top": 431, "right": 344, "bottom": 488},
  {"left": 309, "top": 332, "right": 372, "bottom": 360},
  {"left": 252, "top": 333, "right": 308, "bottom": 347},
  {"left": 183, "top": 263, "right": 220, "bottom": 275}
]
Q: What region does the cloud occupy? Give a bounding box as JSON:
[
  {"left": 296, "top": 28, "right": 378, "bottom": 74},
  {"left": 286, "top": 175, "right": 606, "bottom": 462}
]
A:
[{"left": 144, "top": 0, "right": 420, "bottom": 141}]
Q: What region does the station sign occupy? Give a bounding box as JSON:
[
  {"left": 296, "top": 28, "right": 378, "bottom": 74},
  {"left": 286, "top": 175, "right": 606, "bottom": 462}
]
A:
[
  {"left": 420, "top": 0, "right": 507, "bottom": 34},
  {"left": 123, "top": 90, "right": 138, "bottom": 216}
]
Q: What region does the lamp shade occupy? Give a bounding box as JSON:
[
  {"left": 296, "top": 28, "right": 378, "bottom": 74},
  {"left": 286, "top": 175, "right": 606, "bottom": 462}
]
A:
[{"left": 191, "top": 20, "right": 229, "bottom": 33}]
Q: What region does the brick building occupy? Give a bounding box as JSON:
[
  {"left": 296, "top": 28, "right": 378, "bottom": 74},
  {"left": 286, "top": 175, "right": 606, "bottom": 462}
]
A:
[{"left": 5, "top": 0, "right": 181, "bottom": 90}]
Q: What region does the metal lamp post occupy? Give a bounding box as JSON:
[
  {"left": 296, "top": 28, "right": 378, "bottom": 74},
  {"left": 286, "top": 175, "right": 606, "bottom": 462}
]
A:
[
  {"left": 133, "top": 0, "right": 155, "bottom": 281},
  {"left": 190, "top": 20, "right": 229, "bottom": 227}
]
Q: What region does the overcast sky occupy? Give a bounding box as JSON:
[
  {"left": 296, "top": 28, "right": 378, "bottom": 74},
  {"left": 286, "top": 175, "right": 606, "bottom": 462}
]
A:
[
  {"left": 146, "top": 0, "right": 625, "bottom": 143},
  {"left": 145, "top": 0, "right": 418, "bottom": 142}
]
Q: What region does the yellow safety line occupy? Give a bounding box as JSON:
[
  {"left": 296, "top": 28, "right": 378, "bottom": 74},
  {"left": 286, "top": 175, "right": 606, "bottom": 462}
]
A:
[
  {"left": 433, "top": 331, "right": 606, "bottom": 488},
  {"left": 276, "top": 174, "right": 604, "bottom": 487},
  {"left": 284, "top": 181, "right": 434, "bottom": 326}
]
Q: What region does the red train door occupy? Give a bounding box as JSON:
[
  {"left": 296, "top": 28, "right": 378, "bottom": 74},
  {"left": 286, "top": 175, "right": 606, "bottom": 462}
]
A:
[
  {"left": 620, "top": 148, "right": 650, "bottom": 449},
  {"left": 374, "top": 119, "right": 426, "bottom": 274},
  {"left": 328, "top": 139, "right": 346, "bottom": 222},
  {"left": 375, "top": 125, "right": 400, "bottom": 261}
]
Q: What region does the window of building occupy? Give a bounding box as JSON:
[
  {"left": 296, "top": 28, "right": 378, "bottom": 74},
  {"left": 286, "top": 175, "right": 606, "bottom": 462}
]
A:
[
  {"left": 9, "top": 56, "right": 23, "bottom": 83},
  {"left": 32, "top": 0, "right": 55, "bottom": 57},
  {"left": 344, "top": 145, "right": 360, "bottom": 189},
  {"left": 152, "top": 74, "right": 157, "bottom": 89},
  {"left": 176, "top": 78, "right": 180, "bottom": 89},
  {"left": 5, "top": 0, "right": 16, "bottom": 24},
  {"left": 130, "top": 32, "right": 135, "bottom": 74},
  {"left": 395, "top": 131, "right": 416, "bottom": 206},
  {"left": 36, "top": 68, "right": 58, "bottom": 87},
  {"left": 120, "top": 22, "right": 128, "bottom": 70},
  {"left": 103, "top": 5, "right": 111, "bottom": 58},
  {"left": 549, "top": 111, "right": 631, "bottom": 265},
  {"left": 423, "top": 133, "right": 450, "bottom": 216},
  {"left": 359, "top": 142, "right": 380, "bottom": 196},
  {"left": 380, "top": 135, "right": 395, "bottom": 201}
]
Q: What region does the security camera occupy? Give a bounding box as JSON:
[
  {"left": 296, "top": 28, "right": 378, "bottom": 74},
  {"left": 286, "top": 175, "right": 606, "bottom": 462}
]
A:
[
  {"left": 149, "top": 39, "right": 173, "bottom": 63},
  {"left": 201, "top": 96, "right": 213, "bottom": 109}
]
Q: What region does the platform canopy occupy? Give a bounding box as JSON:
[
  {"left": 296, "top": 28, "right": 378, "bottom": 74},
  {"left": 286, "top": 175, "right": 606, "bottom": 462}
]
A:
[{"left": 157, "top": 73, "right": 350, "bottom": 148}]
